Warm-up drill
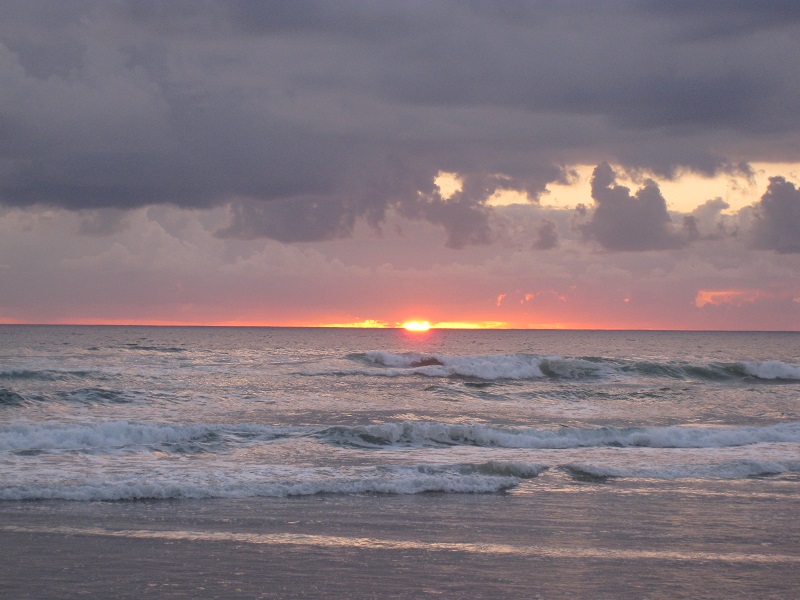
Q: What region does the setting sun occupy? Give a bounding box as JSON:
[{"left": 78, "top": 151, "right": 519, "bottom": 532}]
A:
[{"left": 402, "top": 321, "right": 431, "bottom": 332}]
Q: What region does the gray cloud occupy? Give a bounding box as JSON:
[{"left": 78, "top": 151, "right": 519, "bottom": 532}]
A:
[
  {"left": 579, "top": 163, "right": 682, "bottom": 251},
  {"left": 532, "top": 219, "right": 559, "bottom": 251},
  {"left": 217, "top": 196, "right": 358, "bottom": 243},
  {"left": 77, "top": 208, "right": 130, "bottom": 237},
  {"left": 687, "top": 198, "right": 734, "bottom": 240},
  {"left": 0, "top": 1, "right": 799, "bottom": 244},
  {"left": 751, "top": 176, "right": 800, "bottom": 253},
  {"left": 394, "top": 174, "right": 504, "bottom": 249}
]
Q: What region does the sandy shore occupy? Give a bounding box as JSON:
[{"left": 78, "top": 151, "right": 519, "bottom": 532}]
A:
[{"left": 2, "top": 478, "right": 799, "bottom": 598}]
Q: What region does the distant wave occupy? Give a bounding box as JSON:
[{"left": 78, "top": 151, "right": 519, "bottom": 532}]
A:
[
  {"left": 0, "top": 387, "right": 160, "bottom": 407},
  {"left": 0, "top": 369, "right": 109, "bottom": 382},
  {"left": 349, "top": 351, "right": 608, "bottom": 380},
  {"left": 338, "top": 352, "right": 800, "bottom": 382},
  {"left": 121, "top": 344, "right": 187, "bottom": 353},
  {"left": 319, "top": 421, "right": 800, "bottom": 450}
]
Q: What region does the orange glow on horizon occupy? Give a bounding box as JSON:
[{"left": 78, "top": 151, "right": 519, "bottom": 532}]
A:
[
  {"left": 4, "top": 312, "right": 793, "bottom": 331},
  {"left": 402, "top": 321, "right": 431, "bottom": 332},
  {"left": 433, "top": 321, "right": 508, "bottom": 329},
  {"left": 0, "top": 316, "right": 650, "bottom": 330},
  {"left": 313, "top": 319, "right": 390, "bottom": 328}
]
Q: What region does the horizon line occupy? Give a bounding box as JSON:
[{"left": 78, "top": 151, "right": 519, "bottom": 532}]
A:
[{"left": 0, "top": 322, "right": 797, "bottom": 333}]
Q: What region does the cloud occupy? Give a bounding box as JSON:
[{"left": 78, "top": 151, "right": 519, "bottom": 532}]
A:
[
  {"left": 0, "top": 0, "right": 798, "bottom": 247},
  {"left": 686, "top": 198, "right": 732, "bottom": 239},
  {"left": 532, "top": 219, "right": 559, "bottom": 250},
  {"left": 2, "top": 199, "right": 798, "bottom": 329},
  {"left": 695, "top": 289, "right": 762, "bottom": 308},
  {"left": 218, "top": 196, "right": 360, "bottom": 243},
  {"left": 396, "top": 174, "right": 507, "bottom": 249},
  {"left": 578, "top": 163, "right": 682, "bottom": 251},
  {"left": 750, "top": 176, "right": 800, "bottom": 253},
  {"left": 77, "top": 208, "right": 130, "bottom": 237}
]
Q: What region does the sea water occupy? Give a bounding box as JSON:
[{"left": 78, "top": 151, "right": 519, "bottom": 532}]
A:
[{"left": 1, "top": 326, "right": 799, "bottom": 597}]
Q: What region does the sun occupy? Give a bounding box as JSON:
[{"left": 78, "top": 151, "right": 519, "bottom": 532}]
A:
[{"left": 402, "top": 321, "right": 431, "bottom": 332}]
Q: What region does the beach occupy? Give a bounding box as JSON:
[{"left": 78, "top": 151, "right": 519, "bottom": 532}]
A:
[{"left": 2, "top": 477, "right": 799, "bottom": 598}]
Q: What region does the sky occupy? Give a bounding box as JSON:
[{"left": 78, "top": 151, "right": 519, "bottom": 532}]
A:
[{"left": 1, "top": 1, "right": 799, "bottom": 330}]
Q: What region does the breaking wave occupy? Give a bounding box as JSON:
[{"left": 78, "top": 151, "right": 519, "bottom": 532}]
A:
[
  {"left": 738, "top": 360, "right": 800, "bottom": 380},
  {"left": 343, "top": 352, "right": 800, "bottom": 382},
  {"left": 561, "top": 459, "right": 800, "bottom": 481},
  {"left": 319, "top": 421, "right": 800, "bottom": 449},
  {"left": 7, "top": 420, "right": 797, "bottom": 455},
  {"left": 0, "top": 461, "right": 547, "bottom": 501},
  {"left": 2, "top": 456, "right": 797, "bottom": 500},
  {"left": 0, "top": 421, "right": 300, "bottom": 454}
]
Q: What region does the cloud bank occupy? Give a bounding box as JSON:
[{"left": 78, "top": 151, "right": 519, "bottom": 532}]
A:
[{"left": 1, "top": 1, "right": 799, "bottom": 246}]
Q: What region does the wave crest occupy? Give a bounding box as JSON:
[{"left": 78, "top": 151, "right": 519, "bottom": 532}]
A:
[
  {"left": 0, "top": 421, "right": 298, "bottom": 454},
  {"left": 344, "top": 352, "right": 800, "bottom": 382},
  {"left": 0, "top": 461, "right": 546, "bottom": 501},
  {"left": 320, "top": 421, "right": 800, "bottom": 450},
  {"left": 562, "top": 459, "right": 800, "bottom": 481}
]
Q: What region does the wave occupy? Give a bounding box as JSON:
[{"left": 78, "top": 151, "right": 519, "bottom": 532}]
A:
[
  {"left": 4, "top": 419, "right": 798, "bottom": 456},
  {"left": 0, "top": 369, "right": 109, "bottom": 382},
  {"left": 54, "top": 387, "right": 136, "bottom": 404},
  {"left": 738, "top": 360, "right": 800, "bottom": 380},
  {"left": 1, "top": 387, "right": 140, "bottom": 407},
  {"left": 561, "top": 459, "right": 800, "bottom": 481},
  {"left": 344, "top": 352, "right": 800, "bottom": 382},
  {"left": 0, "top": 461, "right": 547, "bottom": 501},
  {"left": 122, "top": 344, "right": 187, "bottom": 353},
  {"left": 2, "top": 457, "right": 796, "bottom": 500},
  {"left": 0, "top": 388, "right": 27, "bottom": 405},
  {"left": 319, "top": 421, "right": 800, "bottom": 450},
  {"left": 353, "top": 352, "right": 608, "bottom": 380},
  {"left": 0, "top": 421, "right": 300, "bottom": 454}
]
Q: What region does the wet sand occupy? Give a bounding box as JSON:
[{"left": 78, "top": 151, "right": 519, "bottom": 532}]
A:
[{"left": 2, "top": 478, "right": 799, "bottom": 598}]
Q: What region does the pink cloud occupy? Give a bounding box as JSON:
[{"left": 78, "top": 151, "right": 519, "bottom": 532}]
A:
[{"left": 695, "top": 289, "right": 764, "bottom": 308}]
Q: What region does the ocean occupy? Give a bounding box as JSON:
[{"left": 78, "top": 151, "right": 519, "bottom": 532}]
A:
[{"left": 1, "top": 325, "right": 799, "bottom": 598}]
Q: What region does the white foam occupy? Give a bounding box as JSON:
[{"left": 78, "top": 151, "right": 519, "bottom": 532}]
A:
[{"left": 740, "top": 360, "right": 800, "bottom": 380}]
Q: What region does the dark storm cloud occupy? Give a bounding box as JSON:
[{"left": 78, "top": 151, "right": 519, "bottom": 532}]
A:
[
  {"left": 751, "top": 177, "right": 800, "bottom": 254},
  {"left": 638, "top": 1, "right": 800, "bottom": 39},
  {"left": 1, "top": 1, "right": 799, "bottom": 243},
  {"left": 579, "top": 163, "right": 682, "bottom": 251}
]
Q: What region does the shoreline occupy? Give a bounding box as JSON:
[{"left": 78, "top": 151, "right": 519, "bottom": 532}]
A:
[{"left": 2, "top": 480, "right": 798, "bottom": 598}]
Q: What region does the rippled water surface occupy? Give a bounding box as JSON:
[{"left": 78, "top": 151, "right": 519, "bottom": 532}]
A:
[{"left": 1, "top": 326, "right": 798, "bottom": 500}]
